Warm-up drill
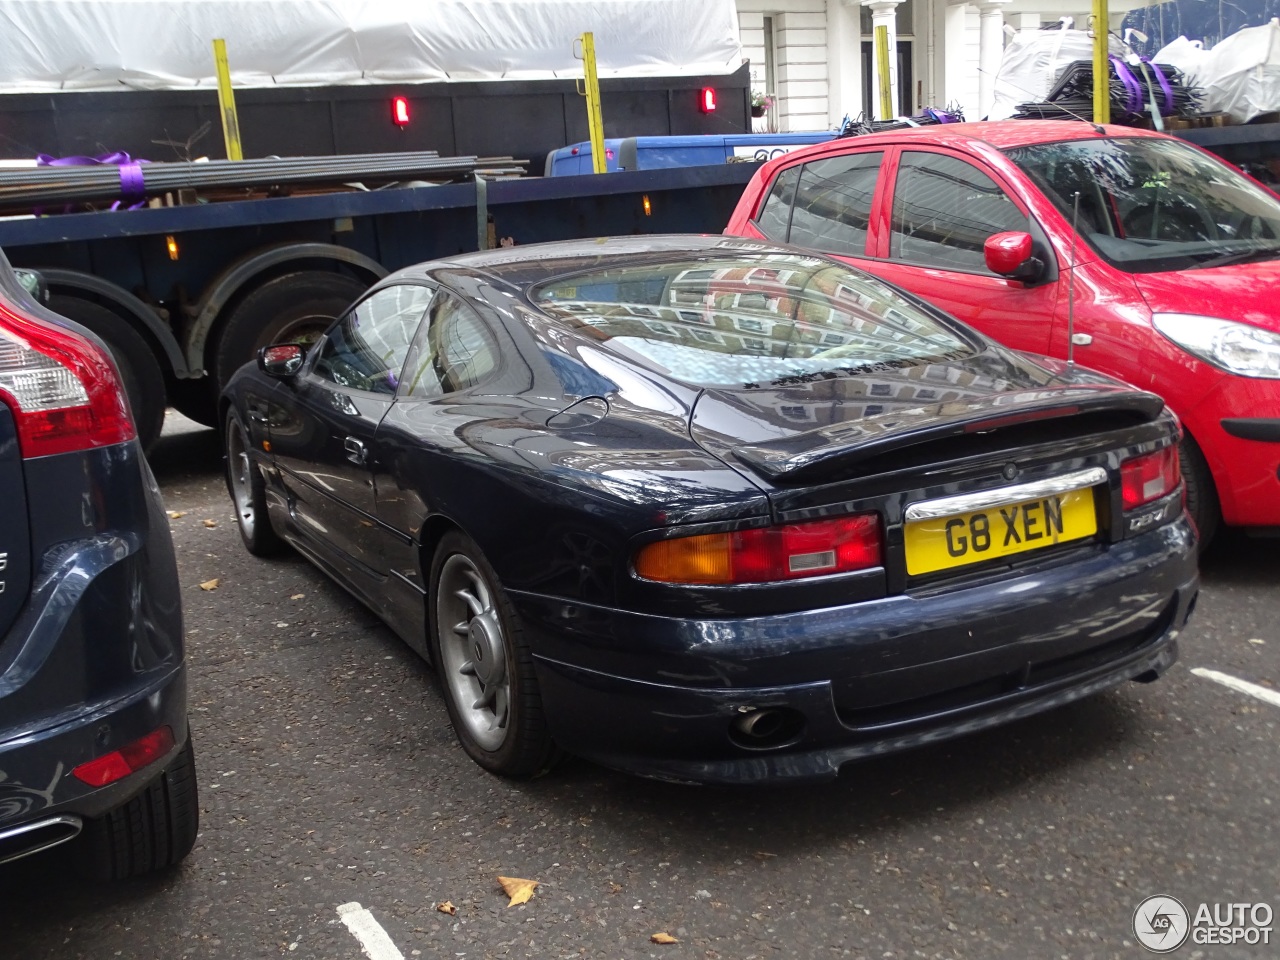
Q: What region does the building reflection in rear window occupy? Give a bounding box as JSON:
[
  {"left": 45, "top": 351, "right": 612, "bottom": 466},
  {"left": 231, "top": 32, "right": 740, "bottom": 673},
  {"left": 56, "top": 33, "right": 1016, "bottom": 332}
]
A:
[{"left": 531, "top": 255, "right": 975, "bottom": 388}]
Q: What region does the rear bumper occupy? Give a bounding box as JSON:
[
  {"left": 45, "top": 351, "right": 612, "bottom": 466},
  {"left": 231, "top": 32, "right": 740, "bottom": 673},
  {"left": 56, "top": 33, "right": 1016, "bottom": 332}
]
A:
[
  {"left": 517, "top": 519, "right": 1198, "bottom": 784},
  {"left": 0, "top": 667, "right": 188, "bottom": 827},
  {"left": 0, "top": 439, "right": 188, "bottom": 829}
]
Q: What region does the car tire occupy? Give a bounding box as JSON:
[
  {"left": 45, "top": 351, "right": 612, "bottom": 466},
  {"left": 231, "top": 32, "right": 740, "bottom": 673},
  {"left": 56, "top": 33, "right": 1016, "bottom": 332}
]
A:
[
  {"left": 1181, "top": 433, "right": 1220, "bottom": 549},
  {"left": 213, "top": 271, "right": 367, "bottom": 390},
  {"left": 429, "top": 530, "right": 557, "bottom": 778},
  {"left": 48, "top": 295, "right": 167, "bottom": 452},
  {"left": 80, "top": 736, "right": 199, "bottom": 881},
  {"left": 224, "top": 408, "right": 288, "bottom": 556}
]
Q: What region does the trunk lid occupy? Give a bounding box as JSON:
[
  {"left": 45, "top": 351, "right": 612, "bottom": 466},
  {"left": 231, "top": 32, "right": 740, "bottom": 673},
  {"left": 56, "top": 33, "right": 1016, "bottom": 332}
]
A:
[{"left": 690, "top": 350, "right": 1164, "bottom": 490}]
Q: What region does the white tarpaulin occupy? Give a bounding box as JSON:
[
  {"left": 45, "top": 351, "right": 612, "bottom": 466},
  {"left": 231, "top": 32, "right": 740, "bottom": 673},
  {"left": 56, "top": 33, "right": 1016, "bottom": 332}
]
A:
[
  {"left": 989, "top": 25, "right": 1129, "bottom": 122},
  {"left": 1196, "top": 19, "right": 1280, "bottom": 123},
  {"left": 0, "top": 0, "right": 743, "bottom": 91}
]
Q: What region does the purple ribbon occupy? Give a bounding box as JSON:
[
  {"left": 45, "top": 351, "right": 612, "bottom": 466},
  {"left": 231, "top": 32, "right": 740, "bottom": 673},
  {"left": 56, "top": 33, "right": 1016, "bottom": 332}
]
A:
[
  {"left": 1143, "top": 59, "right": 1175, "bottom": 115},
  {"left": 36, "top": 151, "right": 148, "bottom": 211},
  {"left": 1109, "top": 57, "right": 1144, "bottom": 116}
]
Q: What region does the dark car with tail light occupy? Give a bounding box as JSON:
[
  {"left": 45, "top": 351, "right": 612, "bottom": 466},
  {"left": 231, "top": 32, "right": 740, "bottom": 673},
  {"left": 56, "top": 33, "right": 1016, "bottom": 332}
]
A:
[
  {"left": 221, "top": 235, "right": 1197, "bottom": 784},
  {"left": 0, "top": 252, "right": 196, "bottom": 876}
]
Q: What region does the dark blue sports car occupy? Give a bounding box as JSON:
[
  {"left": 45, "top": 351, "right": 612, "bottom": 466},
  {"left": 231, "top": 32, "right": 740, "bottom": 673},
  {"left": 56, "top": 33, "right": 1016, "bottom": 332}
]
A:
[{"left": 222, "top": 236, "right": 1198, "bottom": 784}]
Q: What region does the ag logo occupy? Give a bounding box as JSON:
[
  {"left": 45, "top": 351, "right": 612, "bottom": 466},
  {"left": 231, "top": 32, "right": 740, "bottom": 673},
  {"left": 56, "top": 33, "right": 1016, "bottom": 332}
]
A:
[{"left": 1133, "top": 895, "right": 1190, "bottom": 953}]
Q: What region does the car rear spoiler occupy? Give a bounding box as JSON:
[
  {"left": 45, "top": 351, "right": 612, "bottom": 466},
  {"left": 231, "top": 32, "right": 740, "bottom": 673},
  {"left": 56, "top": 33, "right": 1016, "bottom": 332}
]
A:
[{"left": 731, "top": 386, "right": 1167, "bottom": 483}]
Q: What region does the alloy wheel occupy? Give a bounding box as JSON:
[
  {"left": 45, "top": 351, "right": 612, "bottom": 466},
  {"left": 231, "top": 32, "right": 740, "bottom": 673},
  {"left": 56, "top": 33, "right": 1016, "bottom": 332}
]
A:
[{"left": 436, "top": 553, "right": 511, "bottom": 752}]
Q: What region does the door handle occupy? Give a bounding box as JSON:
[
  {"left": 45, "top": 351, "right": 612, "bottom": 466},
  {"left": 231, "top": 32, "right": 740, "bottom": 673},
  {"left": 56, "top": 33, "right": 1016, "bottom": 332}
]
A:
[{"left": 344, "top": 437, "right": 367, "bottom": 465}]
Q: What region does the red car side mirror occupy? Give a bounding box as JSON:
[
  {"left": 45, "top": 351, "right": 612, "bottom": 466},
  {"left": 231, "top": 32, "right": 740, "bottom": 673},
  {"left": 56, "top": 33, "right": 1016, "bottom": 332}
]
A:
[{"left": 984, "top": 231, "right": 1045, "bottom": 283}]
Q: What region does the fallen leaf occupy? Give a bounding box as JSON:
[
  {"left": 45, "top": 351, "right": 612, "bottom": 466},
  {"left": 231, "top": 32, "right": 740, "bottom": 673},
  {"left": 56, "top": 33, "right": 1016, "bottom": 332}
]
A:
[
  {"left": 437, "top": 901, "right": 456, "bottom": 916},
  {"left": 199, "top": 578, "right": 220, "bottom": 591},
  {"left": 497, "top": 876, "right": 539, "bottom": 907},
  {"left": 753, "top": 851, "right": 777, "bottom": 860},
  {"left": 203, "top": 519, "right": 218, "bottom": 528},
  {"left": 650, "top": 933, "right": 679, "bottom": 944},
  {"left": 291, "top": 593, "right": 305, "bottom": 600},
  {"left": 167, "top": 510, "right": 187, "bottom": 519}
]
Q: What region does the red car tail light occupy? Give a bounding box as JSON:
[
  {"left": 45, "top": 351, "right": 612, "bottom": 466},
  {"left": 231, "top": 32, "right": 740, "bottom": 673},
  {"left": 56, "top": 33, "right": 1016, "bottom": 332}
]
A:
[
  {"left": 1121, "top": 445, "right": 1181, "bottom": 510},
  {"left": 0, "top": 300, "right": 135, "bottom": 458},
  {"left": 635, "top": 513, "right": 882, "bottom": 585},
  {"left": 72, "top": 726, "right": 175, "bottom": 787}
]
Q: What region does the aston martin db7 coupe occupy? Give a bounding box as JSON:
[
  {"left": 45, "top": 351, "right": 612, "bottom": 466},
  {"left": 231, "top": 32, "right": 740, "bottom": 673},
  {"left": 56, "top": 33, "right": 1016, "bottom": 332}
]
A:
[{"left": 221, "top": 236, "right": 1198, "bottom": 784}]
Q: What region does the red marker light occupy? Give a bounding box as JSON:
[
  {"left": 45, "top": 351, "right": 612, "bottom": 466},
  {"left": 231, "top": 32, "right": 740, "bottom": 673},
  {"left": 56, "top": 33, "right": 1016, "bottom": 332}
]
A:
[
  {"left": 699, "top": 87, "right": 717, "bottom": 113},
  {"left": 391, "top": 96, "right": 410, "bottom": 126}
]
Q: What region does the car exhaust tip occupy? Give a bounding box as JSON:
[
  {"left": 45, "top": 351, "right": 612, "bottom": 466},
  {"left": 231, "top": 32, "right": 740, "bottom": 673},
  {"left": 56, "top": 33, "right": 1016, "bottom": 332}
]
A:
[
  {"left": 729, "top": 707, "right": 806, "bottom": 749},
  {"left": 0, "top": 814, "right": 83, "bottom": 866}
]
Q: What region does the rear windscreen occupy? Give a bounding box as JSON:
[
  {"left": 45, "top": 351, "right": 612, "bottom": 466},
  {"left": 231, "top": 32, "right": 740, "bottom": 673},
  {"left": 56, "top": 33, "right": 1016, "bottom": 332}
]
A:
[{"left": 531, "top": 255, "right": 975, "bottom": 388}]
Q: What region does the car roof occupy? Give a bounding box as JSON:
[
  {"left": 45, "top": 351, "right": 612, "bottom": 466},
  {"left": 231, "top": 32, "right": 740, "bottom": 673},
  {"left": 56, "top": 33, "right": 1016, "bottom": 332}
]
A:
[
  {"left": 390, "top": 234, "right": 799, "bottom": 289},
  {"left": 781, "top": 119, "right": 1174, "bottom": 157}
]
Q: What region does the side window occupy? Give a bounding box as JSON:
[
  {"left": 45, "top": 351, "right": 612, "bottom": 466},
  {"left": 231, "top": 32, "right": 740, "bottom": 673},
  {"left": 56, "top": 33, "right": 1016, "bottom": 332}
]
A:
[
  {"left": 890, "top": 152, "right": 1029, "bottom": 273},
  {"left": 753, "top": 164, "right": 800, "bottom": 240},
  {"left": 787, "top": 152, "right": 883, "bottom": 257},
  {"left": 312, "top": 284, "right": 434, "bottom": 394},
  {"left": 400, "top": 293, "right": 500, "bottom": 399}
]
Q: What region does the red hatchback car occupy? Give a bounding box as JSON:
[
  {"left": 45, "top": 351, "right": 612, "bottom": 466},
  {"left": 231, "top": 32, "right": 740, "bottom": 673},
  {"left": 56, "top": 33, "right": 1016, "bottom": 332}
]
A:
[{"left": 725, "top": 120, "right": 1280, "bottom": 540}]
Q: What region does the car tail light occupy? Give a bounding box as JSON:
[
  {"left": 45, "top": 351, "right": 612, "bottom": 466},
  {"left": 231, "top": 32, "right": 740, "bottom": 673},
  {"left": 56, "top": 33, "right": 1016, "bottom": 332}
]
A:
[
  {"left": 0, "top": 300, "right": 134, "bottom": 458},
  {"left": 72, "top": 726, "right": 174, "bottom": 787},
  {"left": 635, "top": 513, "right": 882, "bottom": 584},
  {"left": 391, "top": 96, "right": 410, "bottom": 126},
  {"left": 1121, "top": 445, "right": 1180, "bottom": 510},
  {"left": 699, "top": 87, "right": 717, "bottom": 113}
]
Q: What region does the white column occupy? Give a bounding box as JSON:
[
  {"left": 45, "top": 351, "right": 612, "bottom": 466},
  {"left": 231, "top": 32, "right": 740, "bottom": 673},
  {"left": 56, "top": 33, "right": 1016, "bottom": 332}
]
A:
[
  {"left": 977, "top": 0, "right": 1011, "bottom": 119},
  {"left": 827, "top": 0, "right": 864, "bottom": 129},
  {"left": 943, "top": 3, "right": 969, "bottom": 114},
  {"left": 862, "top": 0, "right": 904, "bottom": 120}
]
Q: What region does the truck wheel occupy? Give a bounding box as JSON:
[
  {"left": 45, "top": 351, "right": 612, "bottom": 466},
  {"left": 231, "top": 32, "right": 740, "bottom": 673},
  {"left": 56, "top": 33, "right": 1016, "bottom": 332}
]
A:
[
  {"left": 214, "top": 271, "right": 368, "bottom": 390},
  {"left": 79, "top": 736, "right": 199, "bottom": 881},
  {"left": 1180, "top": 434, "right": 1220, "bottom": 549},
  {"left": 48, "top": 295, "right": 166, "bottom": 451}
]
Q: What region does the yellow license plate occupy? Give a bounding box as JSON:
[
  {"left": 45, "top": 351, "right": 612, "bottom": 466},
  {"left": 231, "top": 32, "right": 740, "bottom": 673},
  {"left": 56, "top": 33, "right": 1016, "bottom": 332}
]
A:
[{"left": 904, "top": 487, "right": 1097, "bottom": 576}]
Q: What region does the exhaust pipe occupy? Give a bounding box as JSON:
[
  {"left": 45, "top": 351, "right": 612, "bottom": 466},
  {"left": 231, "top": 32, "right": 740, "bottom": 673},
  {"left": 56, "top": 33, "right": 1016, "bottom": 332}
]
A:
[
  {"left": 729, "top": 707, "right": 805, "bottom": 748},
  {"left": 0, "top": 815, "right": 83, "bottom": 866}
]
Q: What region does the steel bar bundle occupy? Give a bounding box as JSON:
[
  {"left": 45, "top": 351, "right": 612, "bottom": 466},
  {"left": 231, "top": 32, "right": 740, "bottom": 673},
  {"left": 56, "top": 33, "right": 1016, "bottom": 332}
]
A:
[
  {"left": 1011, "top": 59, "right": 1200, "bottom": 124},
  {"left": 837, "top": 106, "right": 966, "bottom": 139},
  {"left": 0, "top": 151, "right": 528, "bottom": 213}
]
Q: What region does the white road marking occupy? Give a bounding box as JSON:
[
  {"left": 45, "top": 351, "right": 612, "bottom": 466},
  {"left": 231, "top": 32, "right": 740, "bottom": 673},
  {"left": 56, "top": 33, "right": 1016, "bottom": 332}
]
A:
[
  {"left": 1191, "top": 668, "right": 1280, "bottom": 709},
  {"left": 336, "top": 902, "right": 406, "bottom": 960}
]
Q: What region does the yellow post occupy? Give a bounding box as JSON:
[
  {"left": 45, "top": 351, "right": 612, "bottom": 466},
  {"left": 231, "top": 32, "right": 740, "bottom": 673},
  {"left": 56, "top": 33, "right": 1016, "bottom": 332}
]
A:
[
  {"left": 874, "top": 25, "right": 893, "bottom": 120},
  {"left": 1091, "top": 0, "right": 1110, "bottom": 125},
  {"left": 576, "top": 33, "right": 607, "bottom": 174},
  {"left": 212, "top": 39, "right": 244, "bottom": 161}
]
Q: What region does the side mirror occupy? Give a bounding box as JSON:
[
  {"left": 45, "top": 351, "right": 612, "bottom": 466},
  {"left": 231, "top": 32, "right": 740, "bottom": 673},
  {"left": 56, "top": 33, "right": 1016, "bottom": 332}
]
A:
[
  {"left": 984, "top": 231, "right": 1045, "bottom": 283},
  {"left": 258, "top": 343, "right": 305, "bottom": 378}
]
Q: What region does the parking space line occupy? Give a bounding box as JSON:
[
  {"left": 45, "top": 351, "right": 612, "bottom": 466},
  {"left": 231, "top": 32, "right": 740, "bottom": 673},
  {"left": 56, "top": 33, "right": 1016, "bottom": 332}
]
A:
[
  {"left": 336, "top": 902, "right": 406, "bottom": 960},
  {"left": 1191, "top": 667, "right": 1280, "bottom": 709}
]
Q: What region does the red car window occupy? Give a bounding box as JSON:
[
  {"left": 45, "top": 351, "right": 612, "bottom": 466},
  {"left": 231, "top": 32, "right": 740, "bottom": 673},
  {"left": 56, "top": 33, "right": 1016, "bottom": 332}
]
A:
[
  {"left": 889, "top": 151, "right": 1029, "bottom": 274},
  {"left": 787, "top": 152, "right": 884, "bottom": 258}
]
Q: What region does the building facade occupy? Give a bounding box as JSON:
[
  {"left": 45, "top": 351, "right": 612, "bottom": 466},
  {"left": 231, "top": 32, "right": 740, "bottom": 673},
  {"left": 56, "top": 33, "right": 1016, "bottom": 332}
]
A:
[{"left": 736, "top": 0, "right": 1141, "bottom": 130}]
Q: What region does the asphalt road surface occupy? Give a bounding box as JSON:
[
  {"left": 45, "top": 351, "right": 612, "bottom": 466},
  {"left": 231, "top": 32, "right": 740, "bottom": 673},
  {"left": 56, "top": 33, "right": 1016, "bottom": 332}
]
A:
[{"left": 2, "top": 413, "right": 1277, "bottom": 960}]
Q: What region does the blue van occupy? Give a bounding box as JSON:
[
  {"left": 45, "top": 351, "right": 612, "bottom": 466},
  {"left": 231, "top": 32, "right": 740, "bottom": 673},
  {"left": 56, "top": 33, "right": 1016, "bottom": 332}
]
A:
[{"left": 545, "top": 133, "right": 837, "bottom": 176}]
